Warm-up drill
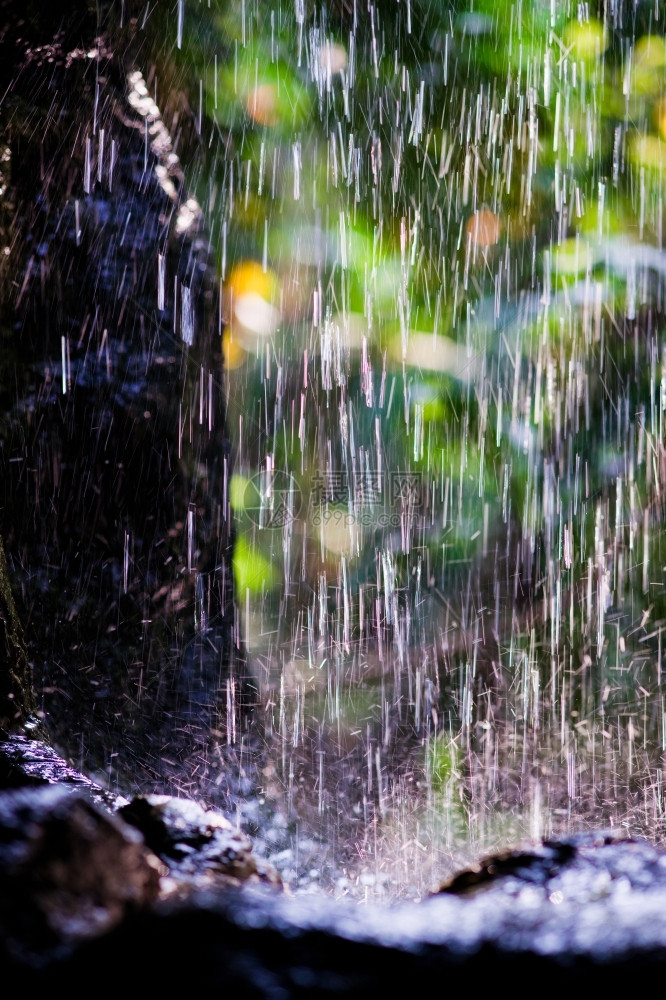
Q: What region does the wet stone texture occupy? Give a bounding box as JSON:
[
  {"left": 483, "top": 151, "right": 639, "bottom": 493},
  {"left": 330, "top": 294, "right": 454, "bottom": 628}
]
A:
[
  {"left": 0, "top": 734, "right": 282, "bottom": 966},
  {"left": 0, "top": 782, "right": 161, "bottom": 963},
  {"left": 3, "top": 733, "right": 666, "bottom": 992}
]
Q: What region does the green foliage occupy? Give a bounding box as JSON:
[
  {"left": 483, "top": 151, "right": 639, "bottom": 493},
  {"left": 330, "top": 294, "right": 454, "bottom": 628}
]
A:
[{"left": 150, "top": 1, "right": 666, "bottom": 778}]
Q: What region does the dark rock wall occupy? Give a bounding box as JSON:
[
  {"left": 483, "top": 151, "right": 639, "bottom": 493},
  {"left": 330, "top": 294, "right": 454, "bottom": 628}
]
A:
[
  {"left": 0, "top": 1, "right": 242, "bottom": 783},
  {"left": 0, "top": 535, "right": 34, "bottom": 730}
]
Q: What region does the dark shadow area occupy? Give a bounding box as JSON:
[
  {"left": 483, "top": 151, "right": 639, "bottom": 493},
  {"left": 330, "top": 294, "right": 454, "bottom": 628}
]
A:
[{"left": 0, "top": 0, "right": 250, "bottom": 808}]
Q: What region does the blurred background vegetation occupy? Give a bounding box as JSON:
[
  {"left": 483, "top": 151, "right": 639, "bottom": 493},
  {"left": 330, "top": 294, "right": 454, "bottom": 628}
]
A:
[
  {"left": 129, "top": 0, "right": 666, "bottom": 865},
  {"left": 149, "top": 0, "right": 666, "bottom": 686}
]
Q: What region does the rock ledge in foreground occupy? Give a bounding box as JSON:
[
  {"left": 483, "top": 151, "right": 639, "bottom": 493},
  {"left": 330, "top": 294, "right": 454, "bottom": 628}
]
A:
[{"left": 3, "top": 733, "right": 666, "bottom": 993}]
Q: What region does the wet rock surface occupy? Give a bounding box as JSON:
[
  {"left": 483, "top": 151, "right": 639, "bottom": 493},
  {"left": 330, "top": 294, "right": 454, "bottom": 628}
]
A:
[
  {"left": 0, "top": 731, "right": 128, "bottom": 809},
  {"left": 0, "top": 782, "right": 160, "bottom": 963},
  {"left": 0, "top": 734, "right": 282, "bottom": 963},
  {"left": 3, "top": 732, "right": 666, "bottom": 991},
  {"left": 436, "top": 829, "right": 666, "bottom": 901},
  {"left": 118, "top": 792, "right": 283, "bottom": 893}
]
